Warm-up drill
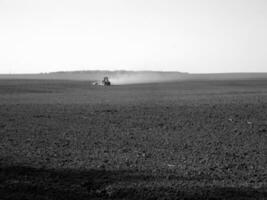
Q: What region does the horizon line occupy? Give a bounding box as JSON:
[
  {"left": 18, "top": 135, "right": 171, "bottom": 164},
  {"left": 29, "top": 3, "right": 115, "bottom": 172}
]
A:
[{"left": 1, "top": 70, "right": 267, "bottom": 75}]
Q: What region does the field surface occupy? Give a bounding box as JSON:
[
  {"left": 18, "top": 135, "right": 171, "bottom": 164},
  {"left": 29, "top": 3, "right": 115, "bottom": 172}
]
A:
[{"left": 0, "top": 79, "right": 266, "bottom": 199}]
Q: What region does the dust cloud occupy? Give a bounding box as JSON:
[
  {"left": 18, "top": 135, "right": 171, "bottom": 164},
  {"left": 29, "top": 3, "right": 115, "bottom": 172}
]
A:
[{"left": 108, "top": 71, "right": 188, "bottom": 85}]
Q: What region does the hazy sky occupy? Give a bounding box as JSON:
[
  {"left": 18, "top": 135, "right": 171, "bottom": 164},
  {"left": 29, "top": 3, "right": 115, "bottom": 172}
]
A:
[{"left": 0, "top": 0, "right": 266, "bottom": 74}]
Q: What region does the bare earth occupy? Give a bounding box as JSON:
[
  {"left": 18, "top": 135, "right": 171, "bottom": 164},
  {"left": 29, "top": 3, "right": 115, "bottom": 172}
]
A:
[{"left": 0, "top": 79, "right": 266, "bottom": 199}]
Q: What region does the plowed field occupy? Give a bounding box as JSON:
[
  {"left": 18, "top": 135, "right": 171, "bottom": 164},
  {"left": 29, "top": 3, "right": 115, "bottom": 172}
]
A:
[{"left": 0, "top": 79, "right": 266, "bottom": 199}]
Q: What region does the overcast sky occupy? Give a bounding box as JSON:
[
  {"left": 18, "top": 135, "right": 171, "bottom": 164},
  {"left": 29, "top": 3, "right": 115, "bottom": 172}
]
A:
[{"left": 0, "top": 0, "right": 266, "bottom": 74}]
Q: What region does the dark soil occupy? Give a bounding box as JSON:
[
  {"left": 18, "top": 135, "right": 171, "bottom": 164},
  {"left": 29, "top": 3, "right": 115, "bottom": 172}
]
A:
[{"left": 0, "top": 79, "right": 266, "bottom": 199}]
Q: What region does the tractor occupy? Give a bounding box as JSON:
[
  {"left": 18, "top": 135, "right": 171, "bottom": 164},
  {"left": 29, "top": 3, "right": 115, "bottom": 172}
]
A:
[{"left": 102, "top": 77, "right": 111, "bottom": 86}]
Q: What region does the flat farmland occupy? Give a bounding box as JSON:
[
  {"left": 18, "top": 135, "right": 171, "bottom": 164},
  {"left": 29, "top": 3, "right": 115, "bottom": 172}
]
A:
[{"left": 0, "top": 79, "right": 266, "bottom": 199}]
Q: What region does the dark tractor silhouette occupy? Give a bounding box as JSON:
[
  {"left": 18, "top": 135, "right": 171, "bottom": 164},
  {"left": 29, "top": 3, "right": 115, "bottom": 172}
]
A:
[{"left": 102, "top": 77, "right": 111, "bottom": 86}]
